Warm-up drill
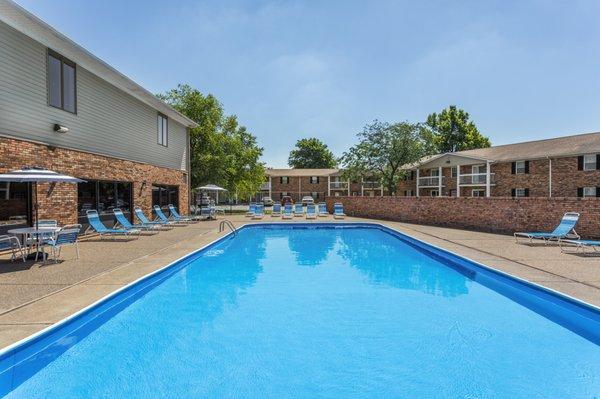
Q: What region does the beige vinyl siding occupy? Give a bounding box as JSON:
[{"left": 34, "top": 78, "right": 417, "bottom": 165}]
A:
[{"left": 0, "top": 20, "right": 188, "bottom": 171}]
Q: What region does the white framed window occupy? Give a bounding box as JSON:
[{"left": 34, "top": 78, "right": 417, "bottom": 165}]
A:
[
  {"left": 312, "top": 191, "right": 318, "bottom": 199},
  {"left": 157, "top": 113, "right": 168, "bottom": 146},
  {"left": 280, "top": 176, "right": 289, "bottom": 184},
  {"left": 515, "top": 188, "right": 528, "bottom": 197},
  {"left": 472, "top": 189, "right": 485, "bottom": 197},
  {"left": 583, "top": 187, "right": 597, "bottom": 197},
  {"left": 430, "top": 169, "right": 440, "bottom": 176},
  {"left": 472, "top": 164, "right": 484, "bottom": 174},
  {"left": 583, "top": 154, "right": 597, "bottom": 171},
  {"left": 310, "top": 176, "right": 319, "bottom": 184},
  {"left": 334, "top": 192, "right": 340, "bottom": 197},
  {"left": 430, "top": 190, "right": 439, "bottom": 197},
  {"left": 515, "top": 161, "right": 526, "bottom": 174},
  {"left": 405, "top": 190, "right": 413, "bottom": 197},
  {"left": 0, "top": 182, "right": 8, "bottom": 200},
  {"left": 451, "top": 167, "right": 457, "bottom": 177}
]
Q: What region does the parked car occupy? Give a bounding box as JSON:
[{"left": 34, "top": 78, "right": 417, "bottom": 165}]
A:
[
  {"left": 281, "top": 196, "right": 294, "bottom": 205},
  {"left": 301, "top": 196, "right": 315, "bottom": 206},
  {"left": 262, "top": 197, "right": 274, "bottom": 206}
]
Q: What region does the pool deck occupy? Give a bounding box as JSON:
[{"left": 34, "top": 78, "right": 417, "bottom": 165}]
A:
[{"left": 0, "top": 215, "right": 598, "bottom": 349}]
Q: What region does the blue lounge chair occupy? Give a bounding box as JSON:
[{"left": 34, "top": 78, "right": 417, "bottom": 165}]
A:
[
  {"left": 294, "top": 203, "right": 304, "bottom": 217},
  {"left": 86, "top": 210, "right": 139, "bottom": 239},
  {"left": 271, "top": 203, "right": 282, "bottom": 217},
  {"left": 333, "top": 203, "right": 346, "bottom": 219},
  {"left": 114, "top": 209, "right": 158, "bottom": 231},
  {"left": 306, "top": 203, "right": 317, "bottom": 219},
  {"left": 317, "top": 202, "right": 328, "bottom": 217},
  {"left": 134, "top": 207, "right": 169, "bottom": 228},
  {"left": 41, "top": 224, "right": 82, "bottom": 263},
  {"left": 246, "top": 203, "right": 256, "bottom": 217},
  {"left": 559, "top": 239, "right": 600, "bottom": 254},
  {"left": 252, "top": 204, "right": 265, "bottom": 219},
  {"left": 282, "top": 203, "right": 293, "bottom": 220},
  {"left": 154, "top": 205, "right": 186, "bottom": 225},
  {"left": 168, "top": 204, "right": 196, "bottom": 223},
  {"left": 514, "top": 212, "right": 580, "bottom": 244},
  {"left": 199, "top": 206, "right": 215, "bottom": 220},
  {"left": 0, "top": 235, "right": 25, "bottom": 262}
]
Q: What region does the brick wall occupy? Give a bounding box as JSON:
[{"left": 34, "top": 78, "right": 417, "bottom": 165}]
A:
[
  {"left": 0, "top": 137, "right": 189, "bottom": 226},
  {"left": 326, "top": 196, "right": 600, "bottom": 238},
  {"left": 270, "top": 176, "right": 329, "bottom": 202}
]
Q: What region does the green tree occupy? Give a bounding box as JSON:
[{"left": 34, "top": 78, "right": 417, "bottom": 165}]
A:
[
  {"left": 288, "top": 138, "right": 337, "bottom": 168},
  {"left": 158, "top": 84, "right": 265, "bottom": 199},
  {"left": 425, "top": 105, "right": 491, "bottom": 152},
  {"left": 340, "top": 120, "right": 432, "bottom": 194}
]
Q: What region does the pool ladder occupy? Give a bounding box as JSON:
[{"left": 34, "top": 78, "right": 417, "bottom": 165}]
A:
[{"left": 219, "top": 219, "right": 237, "bottom": 237}]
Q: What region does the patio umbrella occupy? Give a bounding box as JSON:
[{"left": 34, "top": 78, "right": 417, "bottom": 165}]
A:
[
  {"left": 196, "top": 184, "right": 228, "bottom": 204},
  {"left": 0, "top": 167, "right": 85, "bottom": 229}
]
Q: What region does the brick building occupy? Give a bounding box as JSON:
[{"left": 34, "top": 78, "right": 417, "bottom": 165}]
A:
[
  {"left": 398, "top": 132, "right": 600, "bottom": 198},
  {"left": 0, "top": 2, "right": 197, "bottom": 234}
]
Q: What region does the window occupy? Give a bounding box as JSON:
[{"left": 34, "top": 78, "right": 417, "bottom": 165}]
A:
[
  {"left": 430, "top": 169, "right": 440, "bottom": 176},
  {"left": 430, "top": 190, "right": 439, "bottom": 197},
  {"left": 77, "top": 180, "right": 133, "bottom": 227},
  {"left": 47, "top": 50, "right": 76, "bottom": 113},
  {"left": 404, "top": 190, "right": 413, "bottom": 197},
  {"left": 334, "top": 192, "right": 340, "bottom": 197},
  {"left": 512, "top": 188, "right": 529, "bottom": 198},
  {"left": 451, "top": 167, "right": 458, "bottom": 178},
  {"left": 280, "top": 176, "right": 289, "bottom": 184},
  {"left": 404, "top": 171, "right": 415, "bottom": 181},
  {"left": 472, "top": 189, "right": 485, "bottom": 197},
  {"left": 511, "top": 160, "right": 529, "bottom": 174},
  {"left": 0, "top": 182, "right": 8, "bottom": 200},
  {"left": 157, "top": 113, "right": 168, "bottom": 146},
  {"left": 312, "top": 192, "right": 319, "bottom": 199},
  {"left": 0, "top": 182, "right": 30, "bottom": 234},
  {"left": 152, "top": 184, "right": 178, "bottom": 214},
  {"left": 280, "top": 191, "right": 288, "bottom": 199},
  {"left": 583, "top": 154, "right": 597, "bottom": 171},
  {"left": 310, "top": 176, "right": 319, "bottom": 184},
  {"left": 580, "top": 187, "right": 598, "bottom": 197}
]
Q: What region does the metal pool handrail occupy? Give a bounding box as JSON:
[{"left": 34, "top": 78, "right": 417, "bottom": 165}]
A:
[{"left": 219, "top": 220, "right": 237, "bottom": 237}]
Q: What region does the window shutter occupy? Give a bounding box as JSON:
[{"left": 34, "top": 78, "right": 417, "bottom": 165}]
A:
[
  {"left": 524, "top": 161, "right": 530, "bottom": 174},
  {"left": 511, "top": 188, "right": 516, "bottom": 197},
  {"left": 596, "top": 154, "right": 600, "bottom": 170},
  {"left": 317, "top": 177, "right": 320, "bottom": 184},
  {"left": 511, "top": 162, "right": 516, "bottom": 174},
  {"left": 597, "top": 187, "right": 600, "bottom": 197},
  {"left": 279, "top": 177, "right": 282, "bottom": 184},
  {"left": 578, "top": 156, "right": 584, "bottom": 170},
  {"left": 524, "top": 188, "right": 529, "bottom": 197},
  {"left": 577, "top": 187, "right": 583, "bottom": 197}
]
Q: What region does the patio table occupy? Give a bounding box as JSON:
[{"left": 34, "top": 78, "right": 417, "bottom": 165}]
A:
[{"left": 8, "top": 226, "right": 61, "bottom": 260}]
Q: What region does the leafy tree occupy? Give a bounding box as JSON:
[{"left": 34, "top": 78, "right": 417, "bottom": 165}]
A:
[
  {"left": 288, "top": 138, "right": 337, "bottom": 168},
  {"left": 158, "top": 84, "right": 265, "bottom": 200},
  {"left": 425, "top": 105, "right": 491, "bottom": 152},
  {"left": 340, "top": 120, "right": 432, "bottom": 194}
]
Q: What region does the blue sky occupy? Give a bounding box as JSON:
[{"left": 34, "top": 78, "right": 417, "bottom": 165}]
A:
[{"left": 16, "top": 0, "right": 600, "bottom": 167}]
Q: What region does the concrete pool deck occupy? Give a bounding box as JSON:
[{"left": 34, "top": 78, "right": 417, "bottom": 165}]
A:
[{"left": 0, "top": 215, "right": 598, "bottom": 348}]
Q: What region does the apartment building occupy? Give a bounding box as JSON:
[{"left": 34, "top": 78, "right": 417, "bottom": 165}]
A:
[
  {"left": 0, "top": 1, "right": 198, "bottom": 233},
  {"left": 398, "top": 132, "right": 600, "bottom": 198}
]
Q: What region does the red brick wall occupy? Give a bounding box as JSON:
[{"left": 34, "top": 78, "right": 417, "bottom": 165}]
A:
[
  {"left": 326, "top": 196, "right": 600, "bottom": 238},
  {"left": 0, "top": 137, "right": 189, "bottom": 226},
  {"left": 270, "top": 176, "right": 329, "bottom": 202}
]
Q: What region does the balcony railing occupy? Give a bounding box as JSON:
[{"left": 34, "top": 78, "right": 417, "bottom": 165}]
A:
[
  {"left": 362, "top": 181, "right": 382, "bottom": 189},
  {"left": 458, "top": 173, "right": 495, "bottom": 185},
  {"left": 260, "top": 182, "right": 271, "bottom": 190},
  {"left": 417, "top": 176, "right": 443, "bottom": 187},
  {"left": 329, "top": 181, "right": 349, "bottom": 189}
]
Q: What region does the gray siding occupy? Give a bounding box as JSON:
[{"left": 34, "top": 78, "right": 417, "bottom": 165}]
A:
[{"left": 0, "top": 20, "right": 188, "bottom": 171}]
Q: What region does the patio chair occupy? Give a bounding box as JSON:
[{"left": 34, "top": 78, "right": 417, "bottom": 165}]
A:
[
  {"left": 199, "top": 206, "right": 215, "bottom": 220},
  {"left": 168, "top": 204, "right": 196, "bottom": 223},
  {"left": 294, "top": 203, "right": 304, "bottom": 217},
  {"left": 282, "top": 204, "right": 293, "bottom": 220},
  {"left": 246, "top": 203, "right": 257, "bottom": 217},
  {"left": 113, "top": 208, "right": 158, "bottom": 231},
  {"left": 514, "top": 212, "right": 580, "bottom": 244},
  {"left": 271, "top": 203, "right": 282, "bottom": 217},
  {"left": 306, "top": 203, "right": 317, "bottom": 220},
  {"left": 86, "top": 210, "right": 140, "bottom": 239},
  {"left": 0, "top": 235, "right": 25, "bottom": 262},
  {"left": 318, "top": 202, "right": 329, "bottom": 217},
  {"left": 559, "top": 239, "right": 600, "bottom": 254},
  {"left": 41, "top": 224, "right": 82, "bottom": 263},
  {"left": 134, "top": 207, "right": 170, "bottom": 229},
  {"left": 333, "top": 203, "right": 346, "bottom": 220},
  {"left": 252, "top": 204, "right": 265, "bottom": 220},
  {"left": 154, "top": 205, "right": 186, "bottom": 225}
]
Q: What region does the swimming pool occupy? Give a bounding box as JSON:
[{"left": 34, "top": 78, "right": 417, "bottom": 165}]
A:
[{"left": 1, "top": 223, "right": 599, "bottom": 397}]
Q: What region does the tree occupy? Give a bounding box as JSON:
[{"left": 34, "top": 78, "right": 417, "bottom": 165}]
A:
[
  {"left": 340, "top": 120, "right": 432, "bottom": 194},
  {"left": 288, "top": 138, "right": 337, "bottom": 168},
  {"left": 158, "top": 84, "right": 265, "bottom": 199},
  {"left": 425, "top": 105, "right": 491, "bottom": 153}
]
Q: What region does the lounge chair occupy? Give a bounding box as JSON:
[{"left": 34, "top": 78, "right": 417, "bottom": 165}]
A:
[
  {"left": 154, "top": 205, "right": 186, "bottom": 226},
  {"left": 317, "top": 202, "right": 328, "bottom": 217},
  {"left": 41, "top": 224, "right": 81, "bottom": 263},
  {"left": 134, "top": 207, "right": 170, "bottom": 229},
  {"left": 514, "top": 212, "right": 580, "bottom": 244},
  {"left": 333, "top": 203, "right": 346, "bottom": 219},
  {"left": 271, "top": 203, "right": 282, "bottom": 217},
  {"left": 86, "top": 210, "right": 140, "bottom": 239},
  {"left": 168, "top": 204, "right": 196, "bottom": 223},
  {"left": 294, "top": 203, "right": 304, "bottom": 217},
  {"left": 559, "top": 239, "right": 600, "bottom": 254},
  {"left": 306, "top": 203, "right": 317, "bottom": 220},
  {"left": 252, "top": 204, "right": 265, "bottom": 219},
  {"left": 282, "top": 204, "right": 293, "bottom": 220},
  {"left": 0, "top": 235, "right": 25, "bottom": 262},
  {"left": 246, "top": 203, "right": 256, "bottom": 217},
  {"left": 114, "top": 208, "right": 158, "bottom": 231}
]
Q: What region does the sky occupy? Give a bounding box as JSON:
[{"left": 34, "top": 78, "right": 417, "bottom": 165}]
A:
[{"left": 15, "top": 0, "right": 600, "bottom": 167}]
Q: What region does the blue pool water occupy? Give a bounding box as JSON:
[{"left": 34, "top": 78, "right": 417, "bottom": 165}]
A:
[{"left": 3, "top": 225, "right": 600, "bottom": 398}]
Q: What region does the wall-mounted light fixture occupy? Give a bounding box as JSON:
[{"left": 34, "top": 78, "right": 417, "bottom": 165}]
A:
[{"left": 53, "top": 124, "right": 69, "bottom": 133}]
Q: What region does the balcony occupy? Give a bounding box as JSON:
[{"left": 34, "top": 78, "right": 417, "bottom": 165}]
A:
[
  {"left": 260, "top": 182, "right": 271, "bottom": 191},
  {"left": 417, "top": 176, "right": 443, "bottom": 188},
  {"left": 458, "top": 173, "right": 495, "bottom": 186},
  {"left": 362, "top": 181, "right": 382, "bottom": 189},
  {"left": 329, "top": 181, "right": 348, "bottom": 190}
]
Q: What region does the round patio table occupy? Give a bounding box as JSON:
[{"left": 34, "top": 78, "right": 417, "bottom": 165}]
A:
[{"left": 7, "top": 226, "right": 61, "bottom": 260}]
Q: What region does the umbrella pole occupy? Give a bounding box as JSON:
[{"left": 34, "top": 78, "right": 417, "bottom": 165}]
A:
[{"left": 35, "top": 182, "right": 39, "bottom": 230}]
